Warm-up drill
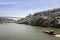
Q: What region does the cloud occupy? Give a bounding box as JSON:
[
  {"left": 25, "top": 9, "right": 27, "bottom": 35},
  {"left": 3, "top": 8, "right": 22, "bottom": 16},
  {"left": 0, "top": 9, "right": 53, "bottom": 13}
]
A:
[
  {"left": 0, "top": 0, "right": 60, "bottom": 17},
  {"left": 0, "top": 2, "right": 21, "bottom": 5}
]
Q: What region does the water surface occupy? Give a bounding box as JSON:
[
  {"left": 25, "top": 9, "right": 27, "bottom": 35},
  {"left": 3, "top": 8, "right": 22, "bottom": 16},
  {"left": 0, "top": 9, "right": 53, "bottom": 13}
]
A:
[{"left": 0, "top": 23, "right": 60, "bottom": 40}]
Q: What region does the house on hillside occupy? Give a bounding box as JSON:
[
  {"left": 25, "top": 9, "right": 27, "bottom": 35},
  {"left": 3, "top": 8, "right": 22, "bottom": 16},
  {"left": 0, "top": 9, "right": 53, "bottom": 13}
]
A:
[{"left": 55, "top": 16, "right": 60, "bottom": 27}]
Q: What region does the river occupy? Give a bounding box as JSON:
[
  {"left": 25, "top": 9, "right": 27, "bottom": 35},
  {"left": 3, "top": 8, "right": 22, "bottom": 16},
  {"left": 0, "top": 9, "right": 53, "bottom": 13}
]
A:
[{"left": 0, "top": 23, "right": 60, "bottom": 40}]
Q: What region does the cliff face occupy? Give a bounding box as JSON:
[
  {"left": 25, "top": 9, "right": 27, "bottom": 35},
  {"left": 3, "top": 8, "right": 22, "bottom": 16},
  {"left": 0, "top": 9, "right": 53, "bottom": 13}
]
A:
[{"left": 17, "top": 8, "right": 60, "bottom": 28}]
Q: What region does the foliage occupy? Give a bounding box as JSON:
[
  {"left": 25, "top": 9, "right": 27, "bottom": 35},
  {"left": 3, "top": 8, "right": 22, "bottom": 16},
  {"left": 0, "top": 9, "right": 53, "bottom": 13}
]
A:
[{"left": 17, "top": 8, "right": 60, "bottom": 28}]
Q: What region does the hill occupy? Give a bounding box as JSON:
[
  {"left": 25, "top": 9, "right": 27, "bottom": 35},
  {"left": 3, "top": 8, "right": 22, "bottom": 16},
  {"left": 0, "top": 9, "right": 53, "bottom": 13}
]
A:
[
  {"left": 0, "top": 17, "right": 16, "bottom": 23},
  {"left": 17, "top": 8, "right": 60, "bottom": 28}
]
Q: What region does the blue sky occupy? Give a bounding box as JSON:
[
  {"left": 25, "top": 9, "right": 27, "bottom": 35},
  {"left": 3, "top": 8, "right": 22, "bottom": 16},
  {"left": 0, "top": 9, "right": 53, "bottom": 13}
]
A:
[{"left": 0, "top": 0, "right": 60, "bottom": 17}]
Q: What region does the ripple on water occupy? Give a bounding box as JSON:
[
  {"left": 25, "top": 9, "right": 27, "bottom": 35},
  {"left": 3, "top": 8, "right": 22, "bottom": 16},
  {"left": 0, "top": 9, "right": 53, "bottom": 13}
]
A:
[{"left": 0, "top": 23, "right": 60, "bottom": 40}]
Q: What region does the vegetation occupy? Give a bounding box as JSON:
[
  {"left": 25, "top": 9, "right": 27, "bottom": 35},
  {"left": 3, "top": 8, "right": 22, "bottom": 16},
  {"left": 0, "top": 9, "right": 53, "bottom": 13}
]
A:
[
  {"left": 0, "top": 17, "right": 16, "bottom": 23},
  {"left": 17, "top": 8, "right": 60, "bottom": 28}
]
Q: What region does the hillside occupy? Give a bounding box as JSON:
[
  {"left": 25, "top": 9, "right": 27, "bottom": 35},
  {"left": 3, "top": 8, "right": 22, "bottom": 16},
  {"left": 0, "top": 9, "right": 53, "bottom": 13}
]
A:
[
  {"left": 17, "top": 8, "right": 60, "bottom": 28},
  {"left": 0, "top": 17, "right": 16, "bottom": 23}
]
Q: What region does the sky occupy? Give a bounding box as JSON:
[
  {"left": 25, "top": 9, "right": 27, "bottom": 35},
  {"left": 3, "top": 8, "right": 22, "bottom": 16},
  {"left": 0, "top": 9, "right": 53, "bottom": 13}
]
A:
[{"left": 0, "top": 0, "right": 60, "bottom": 17}]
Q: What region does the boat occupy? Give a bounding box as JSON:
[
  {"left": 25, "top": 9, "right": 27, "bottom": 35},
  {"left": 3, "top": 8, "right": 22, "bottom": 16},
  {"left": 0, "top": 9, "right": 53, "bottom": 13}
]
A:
[
  {"left": 55, "top": 35, "right": 60, "bottom": 37},
  {"left": 43, "top": 30, "right": 60, "bottom": 37},
  {"left": 43, "top": 30, "right": 56, "bottom": 35}
]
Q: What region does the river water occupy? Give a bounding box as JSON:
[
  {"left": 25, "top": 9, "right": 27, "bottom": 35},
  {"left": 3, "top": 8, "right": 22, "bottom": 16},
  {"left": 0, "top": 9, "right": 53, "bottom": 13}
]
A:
[{"left": 0, "top": 23, "right": 60, "bottom": 40}]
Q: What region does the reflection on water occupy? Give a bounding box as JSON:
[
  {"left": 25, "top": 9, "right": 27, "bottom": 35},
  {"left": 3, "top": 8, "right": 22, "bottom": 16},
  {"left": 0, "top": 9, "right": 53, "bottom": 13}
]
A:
[{"left": 0, "top": 23, "right": 60, "bottom": 40}]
